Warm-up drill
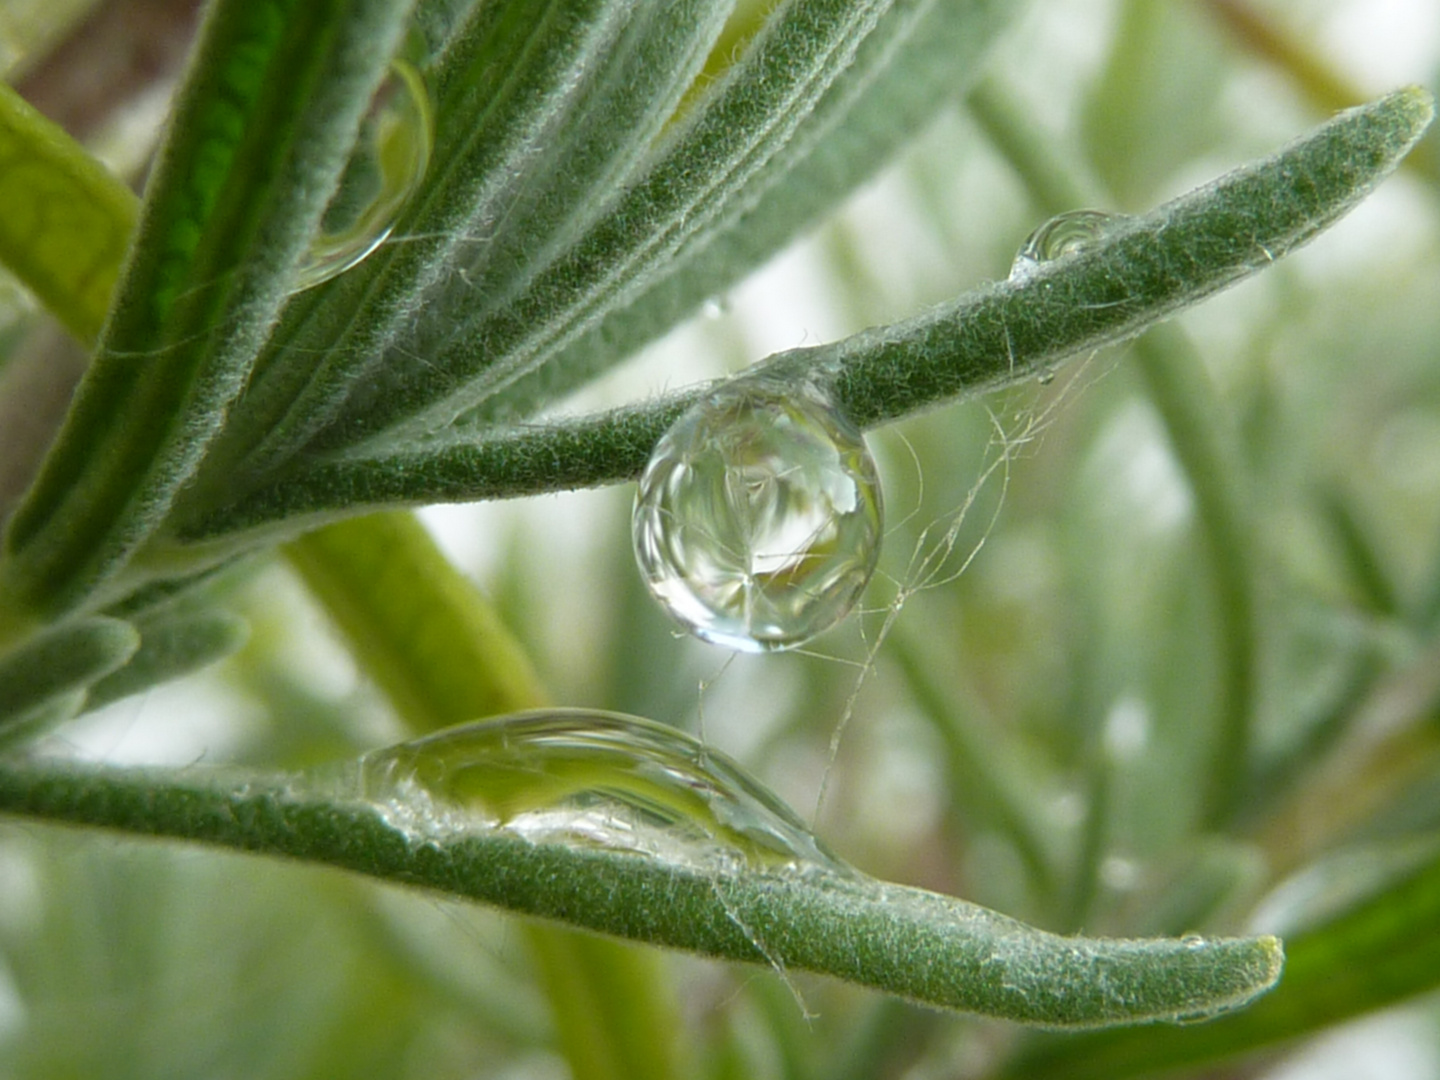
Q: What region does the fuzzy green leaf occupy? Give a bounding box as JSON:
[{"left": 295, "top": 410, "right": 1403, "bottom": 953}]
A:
[
  {"left": 184, "top": 0, "right": 1022, "bottom": 509},
  {"left": 0, "top": 616, "right": 138, "bottom": 741},
  {"left": 83, "top": 608, "right": 249, "bottom": 713},
  {"left": 179, "top": 88, "right": 1435, "bottom": 539},
  {"left": 0, "top": 749, "right": 1282, "bottom": 1027},
  {"left": 453, "top": 0, "right": 1024, "bottom": 428},
  {"left": 310, "top": 0, "right": 907, "bottom": 449},
  {"left": 188, "top": 0, "right": 735, "bottom": 496},
  {"left": 0, "top": 0, "right": 417, "bottom": 619}
]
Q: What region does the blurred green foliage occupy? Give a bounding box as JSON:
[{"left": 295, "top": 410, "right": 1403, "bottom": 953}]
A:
[{"left": 2, "top": 0, "right": 1440, "bottom": 1077}]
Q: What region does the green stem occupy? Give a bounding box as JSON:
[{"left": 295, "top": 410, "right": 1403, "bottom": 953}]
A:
[
  {"left": 1131, "top": 326, "right": 1257, "bottom": 827},
  {"left": 965, "top": 76, "right": 1102, "bottom": 210},
  {"left": 528, "top": 925, "right": 684, "bottom": 1080},
  {"left": 968, "top": 75, "right": 1260, "bottom": 828},
  {"left": 283, "top": 511, "right": 546, "bottom": 730},
  {"left": 0, "top": 81, "right": 139, "bottom": 345},
  {"left": 889, "top": 629, "right": 1061, "bottom": 903},
  {"left": 1064, "top": 755, "right": 1113, "bottom": 933},
  {"left": 282, "top": 510, "right": 678, "bottom": 1080}
]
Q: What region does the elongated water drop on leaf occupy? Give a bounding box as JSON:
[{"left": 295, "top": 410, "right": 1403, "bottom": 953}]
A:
[
  {"left": 632, "top": 377, "right": 883, "bottom": 652},
  {"left": 358, "top": 708, "right": 846, "bottom": 872},
  {"left": 292, "top": 58, "right": 432, "bottom": 291},
  {"left": 1009, "top": 208, "right": 1130, "bottom": 280}
]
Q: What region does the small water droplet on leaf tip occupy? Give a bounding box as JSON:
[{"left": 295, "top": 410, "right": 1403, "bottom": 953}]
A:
[
  {"left": 292, "top": 58, "right": 432, "bottom": 292},
  {"left": 358, "top": 708, "right": 846, "bottom": 873},
  {"left": 632, "top": 376, "right": 883, "bottom": 652},
  {"left": 1009, "top": 209, "right": 1128, "bottom": 281}
]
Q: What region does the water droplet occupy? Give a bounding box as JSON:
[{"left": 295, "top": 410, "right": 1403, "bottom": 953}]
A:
[
  {"left": 358, "top": 708, "right": 846, "bottom": 873},
  {"left": 293, "top": 58, "right": 433, "bottom": 291},
  {"left": 1182, "top": 934, "right": 1208, "bottom": 950},
  {"left": 1009, "top": 209, "right": 1127, "bottom": 281},
  {"left": 1100, "top": 855, "right": 1140, "bottom": 891},
  {"left": 632, "top": 376, "right": 883, "bottom": 652},
  {"left": 701, "top": 296, "right": 728, "bottom": 319}
]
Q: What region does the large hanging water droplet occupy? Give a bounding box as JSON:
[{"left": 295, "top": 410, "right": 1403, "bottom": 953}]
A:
[
  {"left": 293, "top": 58, "right": 433, "bottom": 291},
  {"left": 1009, "top": 209, "right": 1128, "bottom": 281},
  {"left": 358, "top": 708, "right": 846, "bottom": 873},
  {"left": 632, "top": 376, "right": 883, "bottom": 652}
]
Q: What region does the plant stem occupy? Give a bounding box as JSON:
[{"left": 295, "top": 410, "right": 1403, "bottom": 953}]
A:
[
  {"left": 889, "top": 628, "right": 1061, "bottom": 903},
  {"left": 283, "top": 510, "right": 680, "bottom": 1080},
  {"left": 0, "top": 81, "right": 139, "bottom": 344},
  {"left": 1130, "top": 325, "right": 1257, "bottom": 827},
  {"left": 283, "top": 511, "right": 546, "bottom": 731},
  {"left": 968, "top": 74, "right": 1259, "bottom": 828}
]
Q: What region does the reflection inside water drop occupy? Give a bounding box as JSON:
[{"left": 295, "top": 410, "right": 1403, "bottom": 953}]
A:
[
  {"left": 358, "top": 709, "right": 847, "bottom": 874},
  {"left": 1009, "top": 209, "right": 1128, "bottom": 281},
  {"left": 293, "top": 58, "right": 432, "bottom": 291},
  {"left": 632, "top": 376, "right": 883, "bottom": 653}
]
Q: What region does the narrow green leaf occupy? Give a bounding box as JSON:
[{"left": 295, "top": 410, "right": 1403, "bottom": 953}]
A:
[
  {"left": 83, "top": 608, "right": 249, "bottom": 713},
  {"left": 181, "top": 88, "right": 1435, "bottom": 537},
  {"left": 1081, "top": 0, "right": 1229, "bottom": 204},
  {"left": 304, "top": 0, "right": 897, "bottom": 449},
  {"left": 1005, "top": 844, "right": 1440, "bottom": 1078},
  {"left": 0, "top": 0, "right": 417, "bottom": 618},
  {"left": 0, "top": 616, "right": 138, "bottom": 738},
  {"left": 1317, "top": 485, "right": 1403, "bottom": 618},
  {"left": 205, "top": 0, "right": 1015, "bottom": 482},
  {"left": 1130, "top": 327, "right": 1258, "bottom": 828},
  {"left": 0, "top": 81, "right": 138, "bottom": 344},
  {"left": 0, "top": 691, "right": 89, "bottom": 751},
  {"left": 0, "top": 751, "right": 1283, "bottom": 1027}
]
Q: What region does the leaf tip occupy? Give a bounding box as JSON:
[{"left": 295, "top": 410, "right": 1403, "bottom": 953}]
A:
[
  {"left": 1366, "top": 85, "right": 1435, "bottom": 156},
  {"left": 1190, "top": 933, "right": 1285, "bottom": 1021},
  {"left": 1256, "top": 932, "right": 1285, "bottom": 987}
]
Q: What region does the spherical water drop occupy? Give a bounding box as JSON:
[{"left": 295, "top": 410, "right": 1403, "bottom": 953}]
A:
[
  {"left": 293, "top": 58, "right": 433, "bottom": 291},
  {"left": 632, "top": 376, "right": 882, "bottom": 652},
  {"left": 1009, "top": 209, "right": 1127, "bottom": 281}
]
